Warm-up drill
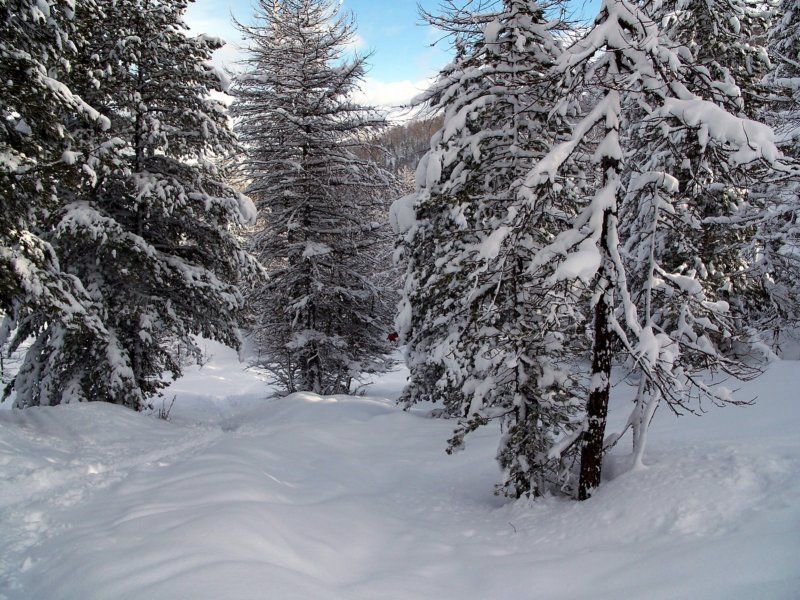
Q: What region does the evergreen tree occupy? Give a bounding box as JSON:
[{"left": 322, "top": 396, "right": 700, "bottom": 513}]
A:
[
  {"left": 635, "top": 0, "right": 782, "bottom": 344},
  {"left": 755, "top": 0, "right": 800, "bottom": 347},
  {"left": 397, "top": 0, "right": 588, "bottom": 497},
  {"left": 768, "top": 0, "right": 800, "bottom": 134},
  {"left": 1, "top": 0, "right": 140, "bottom": 406},
  {"left": 614, "top": 0, "right": 785, "bottom": 461},
  {"left": 232, "top": 0, "right": 396, "bottom": 395},
  {"left": 655, "top": 0, "right": 771, "bottom": 115},
  {"left": 10, "top": 0, "right": 259, "bottom": 409}
]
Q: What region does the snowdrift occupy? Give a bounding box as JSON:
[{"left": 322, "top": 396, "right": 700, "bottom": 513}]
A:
[{"left": 0, "top": 350, "right": 798, "bottom": 599}]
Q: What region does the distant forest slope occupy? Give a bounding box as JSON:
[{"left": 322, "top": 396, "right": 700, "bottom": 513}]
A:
[{"left": 362, "top": 116, "right": 443, "bottom": 179}]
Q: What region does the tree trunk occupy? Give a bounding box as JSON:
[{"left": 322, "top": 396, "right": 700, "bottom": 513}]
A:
[
  {"left": 578, "top": 208, "right": 614, "bottom": 501},
  {"left": 631, "top": 388, "right": 660, "bottom": 470},
  {"left": 304, "top": 302, "right": 322, "bottom": 394},
  {"left": 631, "top": 377, "right": 647, "bottom": 452}
]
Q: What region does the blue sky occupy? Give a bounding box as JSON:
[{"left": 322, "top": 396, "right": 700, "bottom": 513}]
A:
[{"left": 185, "top": 0, "right": 598, "bottom": 108}]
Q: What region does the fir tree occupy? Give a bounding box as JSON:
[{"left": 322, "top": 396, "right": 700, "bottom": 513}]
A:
[
  {"left": 1, "top": 0, "right": 140, "bottom": 406},
  {"left": 398, "top": 0, "right": 587, "bottom": 497},
  {"left": 11, "top": 0, "right": 259, "bottom": 409},
  {"left": 232, "top": 0, "right": 396, "bottom": 395},
  {"left": 755, "top": 0, "right": 800, "bottom": 347},
  {"left": 637, "top": 0, "right": 783, "bottom": 344}
]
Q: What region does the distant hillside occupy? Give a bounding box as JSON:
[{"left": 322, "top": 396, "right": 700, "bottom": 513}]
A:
[{"left": 362, "top": 116, "right": 442, "bottom": 178}]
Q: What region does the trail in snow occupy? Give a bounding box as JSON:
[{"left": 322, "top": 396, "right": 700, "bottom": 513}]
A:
[{"left": 0, "top": 344, "right": 798, "bottom": 599}]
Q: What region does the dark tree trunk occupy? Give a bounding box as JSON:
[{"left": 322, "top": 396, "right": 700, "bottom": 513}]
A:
[
  {"left": 578, "top": 211, "right": 614, "bottom": 500},
  {"left": 306, "top": 303, "right": 322, "bottom": 394}
]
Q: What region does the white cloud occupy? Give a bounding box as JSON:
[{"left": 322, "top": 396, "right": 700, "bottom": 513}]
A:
[
  {"left": 344, "top": 32, "right": 366, "bottom": 51},
  {"left": 185, "top": 4, "right": 437, "bottom": 122},
  {"left": 355, "top": 77, "right": 432, "bottom": 117}
]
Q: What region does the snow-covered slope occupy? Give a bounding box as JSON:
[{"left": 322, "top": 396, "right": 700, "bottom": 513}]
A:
[{"left": 1, "top": 344, "right": 798, "bottom": 599}]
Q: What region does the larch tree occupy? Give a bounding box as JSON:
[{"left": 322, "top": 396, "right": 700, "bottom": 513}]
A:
[
  {"left": 396, "top": 0, "right": 589, "bottom": 497},
  {"left": 768, "top": 0, "right": 800, "bottom": 132},
  {"left": 505, "top": 0, "right": 784, "bottom": 498},
  {"left": 9, "top": 0, "right": 259, "bottom": 409},
  {"left": 655, "top": 0, "right": 772, "bottom": 115},
  {"left": 638, "top": 0, "right": 788, "bottom": 344},
  {"left": 232, "top": 0, "right": 396, "bottom": 396}
]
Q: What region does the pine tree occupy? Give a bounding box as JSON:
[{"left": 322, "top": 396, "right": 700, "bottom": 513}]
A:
[
  {"left": 10, "top": 0, "right": 259, "bottom": 409},
  {"left": 232, "top": 0, "right": 396, "bottom": 395},
  {"left": 508, "top": 0, "right": 784, "bottom": 498},
  {"left": 1, "top": 0, "right": 140, "bottom": 406},
  {"left": 398, "top": 0, "right": 588, "bottom": 497}
]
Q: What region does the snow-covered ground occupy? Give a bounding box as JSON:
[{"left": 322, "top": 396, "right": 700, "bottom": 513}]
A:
[{"left": 1, "top": 343, "right": 798, "bottom": 599}]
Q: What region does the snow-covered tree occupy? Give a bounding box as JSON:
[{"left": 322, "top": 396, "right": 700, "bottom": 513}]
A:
[
  {"left": 507, "top": 0, "right": 784, "bottom": 498},
  {"left": 636, "top": 0, "right": 792, "bottom": 348},
  {"left": 754, "top": 0, "right": 800, "bottom": 346},
  {"left": 9, "top": 0, "right": 259, "bottom": 409},
  {"left": 654, "top": 0, "right": 771, "bottom": 115},
  {"left": 768, "top": 0, "right": 800, "bottom": 132},
  {"left": 1, "top": 0, "right": 142, "bottom": 406},
  {"left": 612, "top": 0, "right": 788, "bottom": 460},
  {"left": 397, "top": 0, "right": 589, "bottom": 497},
  {"left": 232, "top": 0, "right": 396, "bottom": 395}
]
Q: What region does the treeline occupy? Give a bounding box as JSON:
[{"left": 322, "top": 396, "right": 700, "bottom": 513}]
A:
[{"left": 359, "top": 116, "right": 444, "bottom": 180}]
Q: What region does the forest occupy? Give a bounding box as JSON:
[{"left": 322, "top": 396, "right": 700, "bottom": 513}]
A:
[{"left": 1, "top": 0, "right": 798, "bottom": 598}]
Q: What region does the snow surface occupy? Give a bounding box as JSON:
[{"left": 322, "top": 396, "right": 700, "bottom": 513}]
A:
[{"left": 1, "top": 342, "right": 799, "bottom": 599}]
